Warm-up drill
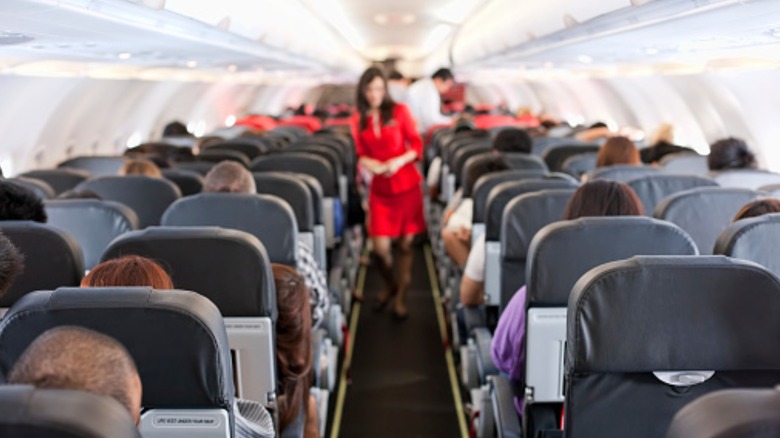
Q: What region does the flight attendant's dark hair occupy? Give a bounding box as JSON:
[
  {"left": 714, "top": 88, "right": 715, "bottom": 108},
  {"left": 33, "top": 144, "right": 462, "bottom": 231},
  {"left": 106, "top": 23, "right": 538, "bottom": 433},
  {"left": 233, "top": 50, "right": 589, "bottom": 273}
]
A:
[{"left": 356, "top": 67, "right": 396, "bottom": 131}]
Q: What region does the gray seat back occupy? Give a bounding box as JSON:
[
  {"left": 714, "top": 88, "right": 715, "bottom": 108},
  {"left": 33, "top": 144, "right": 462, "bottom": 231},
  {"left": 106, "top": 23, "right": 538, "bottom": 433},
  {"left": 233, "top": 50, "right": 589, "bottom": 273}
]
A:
[
  {"left": 472, "top": 170, "right": 548, "bottom": 222},
  {"left": 712, "top": 169, "right": 780, "bottom": 190},
  {"left": 8, "top": 177, "right": 56, "bottom": 200},
  {"left": 714, "top": 213, "right": 780, "bottom": 278},
  {"left": 0, "top": 287, "right": 235, "bottom": 432},
  {"left": 561, "top": 152, "right": 597, "bottom": 179},
  {"left": 58, "top": 156, "right": 125, "bottom": 177},
  {"left": 453, "top": 146, "right": 492, "bottom": 187},
  {"left": 45, "top": 200, "right": 139, "bottom": 270},
  {"left": 628, "top": 174, "right": 718, "bottom": 215},
  {"left": 0, "top": 221, "right": 83, "bottom": 308},
  {"left": 668, "top": 387, "right": 780, "bottom": 438},
  {"left": 197, "top": 148, "right": 250, "bottom": 167},
  {"left": 204, "top": 140, "right": 266, "bottom": 160},
  {"left": 0, "top": 385, "right": 140, "bottom": 438},
  {"left": 566, "top": 256, "right": 780, "bottom": 438},
  {"left": 499, "top": 189, "right": 576, "bottom": 307},
  {"left": 19, "top": 169, "right": 91, "bottom": 195},
  {"left": 253, "top": 173, "right": 314, "bottom": 232},
  {"left": 252, "top": 153, "right": 336, "bottom": 197},
  {"left": 77, "top": 176, "right": 182, "bottom": 228},
  {"left": 504, "top": 153, "right": 549, "bottom": 172},
  {"left": 162, "top": 193, "right": 297, "bottom": 266},
  {"left": 654, "top": 187, "right": 760, "bottom": 255},
  {"left": 542, "top": 144, "right": 600, "bottom": 172},
  {"left": 528, "top": 217, "right": 697, "bottom": 307},
  {"left": 660, "top": 153, "right": 709, "bottom": 175},
  {"left": 758, "top": 183, "right": 780, "bottom": 198},
  {"left": 586, "top": 165, "right": 660, "bottom": 183},
  {"left": 171, "top": 161, "right": 216, "bottom": 176},
  {"left": 161, "top": 169, "right": 204, "bottom": 196}
]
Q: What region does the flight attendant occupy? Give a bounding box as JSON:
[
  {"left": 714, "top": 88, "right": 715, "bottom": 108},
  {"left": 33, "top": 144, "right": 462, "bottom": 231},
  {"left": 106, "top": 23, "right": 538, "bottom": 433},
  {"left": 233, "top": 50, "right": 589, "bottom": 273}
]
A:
[{"left": 351, "top": 67, "right": 425, "bottom": 320}]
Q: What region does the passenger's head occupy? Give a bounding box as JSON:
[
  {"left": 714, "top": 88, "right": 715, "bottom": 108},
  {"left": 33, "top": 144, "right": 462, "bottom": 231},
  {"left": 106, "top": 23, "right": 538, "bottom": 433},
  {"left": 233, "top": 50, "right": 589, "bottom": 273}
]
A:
[
  {"left": 356, "top": 67, "right": 395, "bottom": 130},
  {"left": 650, "top": 123, "right": 674, "bottom": 146},
  {"left": 493, "top": 128, "right": 532, "bottom": 154},
  {"left": 563, "top": 180, "right": 645, "bottom": 219},
  {"left": 388, "top": 70, "right": 404, "bottom": 81},
  {"left": 8, "top": 326, "right": 142, "bottom": 424},
  {"left": 431, "top": 68, "right": 455, "bottom": 95},
  {"left": 0, "top": 232, "right": 23, "bottom": 300},
  {"left": 272, "top": 263, "right": 313, "bottom": 430},
  {"left": 203, "top": 160, "right": 256, "bottom": 194},
  {"left": 465, "top": 156, "right": 510, "bottom": 196},
  {"left": 82, "top": 255, "right": 173, "bottom": 289},
  {"left": 162, "top": 121, "right": 191, "bottom": 137},
  {"left": 56, "top": 189, "right": 102, "bottom": 200},
  {"left": 120, "top": 159, "right": 162, "bottom": 178},
  {"left": 0, "top": 181, "right": 47, "bottom": 222},
  {"left": 733, "top": 198, "right": 780, "bottom": 221},
  {"left": 708, "top": 137, "right": 757, "bottom": 171},
  {"left": 596, "top": 136, "right": 640, "bottom": 167}
]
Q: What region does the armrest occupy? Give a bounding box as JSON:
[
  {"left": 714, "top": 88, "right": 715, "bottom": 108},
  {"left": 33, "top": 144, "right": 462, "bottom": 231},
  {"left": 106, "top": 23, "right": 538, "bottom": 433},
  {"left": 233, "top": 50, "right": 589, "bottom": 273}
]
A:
[
  {"left": 490, "top": 375, "right": 522, "bottom": 438},
  {"left": 473, "top": 327, "right": 498, "bottom": 380}
]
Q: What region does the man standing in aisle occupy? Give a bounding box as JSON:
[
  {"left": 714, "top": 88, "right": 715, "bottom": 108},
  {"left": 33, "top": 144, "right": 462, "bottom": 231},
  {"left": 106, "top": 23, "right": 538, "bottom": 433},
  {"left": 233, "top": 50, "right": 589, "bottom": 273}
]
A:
[{"left": 406, "top": 67, "right": 455, "bottom": 134}]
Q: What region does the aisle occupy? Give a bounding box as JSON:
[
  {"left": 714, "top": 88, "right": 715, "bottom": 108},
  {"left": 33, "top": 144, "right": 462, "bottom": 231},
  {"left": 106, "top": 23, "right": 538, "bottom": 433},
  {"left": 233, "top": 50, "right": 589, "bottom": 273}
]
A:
[{"left": 334, "top": 244, "right": 465, "bottom": 437}]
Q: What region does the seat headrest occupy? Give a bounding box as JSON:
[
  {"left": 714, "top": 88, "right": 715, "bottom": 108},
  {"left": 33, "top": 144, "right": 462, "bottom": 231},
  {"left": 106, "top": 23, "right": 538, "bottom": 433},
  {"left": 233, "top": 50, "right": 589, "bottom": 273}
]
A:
[
  {"left": 0, "top": 221, "right": 84, "bottom": 307},
  {"left": 0, "top": 287, "right": 234, "bottom": 413},
  {"left": 283, "top": 172, "right": 324, "bottom": 224},
  {"left": 659, "top": 153, "right": 708, "bottom": 175},
  {"left": 503, "top": 153, "right": 549, "bottom": 173},
  {"left": 18, "top": 169, "right": 91, "bottom": 196},
  {"left": 667, "top": 387, "right": 780, "bottom": 438},
  {"left": 654, "top": 187, "right": 760, "bottom": 254},
  {"left": 102, "top": 226, "right": 275, "bottom": 319},
  {"left": 561, "top": 152, "right": 597, "bottom": 179},
  {"left": 628, "top": 174, "right": 718, "bottom": 216},
  {"left": 9, "top": 177, "right": 56, "bottom": 200},
  {"left": 472, "top": 169, "right": 547, "bottom": 223},
  {"left": 500, "top": 189, "right": 576, "bottom": 260},
  {"left": 542, "top": 144, "right": 600, "bottom": 172},
  {"left": 712, "top": 169, "right": 780, "bottom": 190},
  {"left": 197, "top": 148, "right": 251, "bottom": 167},
  {"left": 162, "top": 193, "right": 298, "bottom": 265},
  {"left": 58, "top": 156, "right": 125, "bottom": 177},
  {"left": 161, "top": 169, "right": 205, "bottom": 196},
  {"left": 251, "top": 153, "right": 336, "bottom": 197},
  {"left": 567, "top": 256, "right": 780, "bottom": 372},
  {"left": 586, "top": 165, "right": 660, "bottom": 183},
  {"left": 486, "top": 177, "right": 579, "bottom": 240},
  {"left": 527, "top": 217, "right": 697, "bottom": 307},
  {"left": 0, "top": 385, "right": 140, "bottom": 438},
  {"left": 76, "top": 176, "right": 182, "bottom": 228},
  {"left": 253, "top": 173, "right": 314, "bottom": 232},
  {"left": 714, "top": 213, "right": 780, "bottom": 278}
]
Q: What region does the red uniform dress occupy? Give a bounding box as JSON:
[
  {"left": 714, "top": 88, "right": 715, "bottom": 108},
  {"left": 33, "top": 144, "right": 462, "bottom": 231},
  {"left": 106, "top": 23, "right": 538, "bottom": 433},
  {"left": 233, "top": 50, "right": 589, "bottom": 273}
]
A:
[{"left": 351, "top": 104, "right": 426, "bottom": 237}]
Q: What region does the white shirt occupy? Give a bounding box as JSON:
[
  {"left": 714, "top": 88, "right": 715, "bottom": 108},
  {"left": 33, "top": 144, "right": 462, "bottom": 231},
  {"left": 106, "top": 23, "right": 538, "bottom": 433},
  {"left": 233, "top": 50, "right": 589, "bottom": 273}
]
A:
[
  {"left": 407, "top": 78, "right": 452, "bottom": 133},
  {"left": 445, "top": 198, "right": 473, "bottom": 232},
  {"left": 388, "top": 82, "right": 408, "bottom": 104},
  {"left": 463, "top": 233, "right": 486, "bottom": 282}
]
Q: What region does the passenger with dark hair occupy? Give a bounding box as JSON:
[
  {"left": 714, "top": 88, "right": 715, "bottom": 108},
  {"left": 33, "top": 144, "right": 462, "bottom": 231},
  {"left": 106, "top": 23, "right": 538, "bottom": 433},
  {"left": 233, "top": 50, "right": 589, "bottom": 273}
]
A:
[
  {"left": 640, "top": 123, "right": 696, "bottom": 164},
  {"left": 595, "top": 136, "right": 641, "bottom": 168},
  {"left": 162, "top": 120, "right": 197, "bottom": 148},
  {"left": 0, "top": 232, "right": 23, "bottom": 300},
  {"left": 493, "top": 128, "right": 532, "bottom": 154},
  {"left": 351, "top": 66, "right": 425, "bottom": 319},
  {"left": 0, "top": 180, "right": 47, "bottom": 222},
  {"left": 708, "top": 137, "right": 757, "bottom": 171},
  {"left": 121, "top": 158, "right": 162, "bottom": 178},
  {"left": 407, "top": 67, "right": 456, "bottom": 133},
  {"left": 442, "top": 156, "right": 510, "bottom": 267},
  {"left": 203, "top": 160, "right": 329, "bottom": 328},
  {"left": 488, "top": 180, "right": 644, "bottom": 415},
  {"left": 733, "top": 198, "right": 780, "bottom": 221},
  {"left": 272, "top": 264, "right": 319, "bottom": 438},
  {"left": 8, "top": 326, "right": 143, "bottom": 424}
]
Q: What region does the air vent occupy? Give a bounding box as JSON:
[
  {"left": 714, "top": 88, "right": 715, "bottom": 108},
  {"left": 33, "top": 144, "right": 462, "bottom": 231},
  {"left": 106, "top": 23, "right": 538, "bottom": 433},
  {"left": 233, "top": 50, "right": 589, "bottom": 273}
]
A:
[{"left": 0, "top": 31, "right": 34, "bottom": 46}]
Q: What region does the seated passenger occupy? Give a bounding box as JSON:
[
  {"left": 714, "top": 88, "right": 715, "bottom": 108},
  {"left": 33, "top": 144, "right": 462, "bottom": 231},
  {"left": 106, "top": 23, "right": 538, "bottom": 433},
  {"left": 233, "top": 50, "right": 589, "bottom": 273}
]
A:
[
  {"left": 82, "top": 255, "right": 275, "bottom": 438},
  {"left": 441, "top": 156, "right": 510, "bottom": 267},
  {"left": 733, "top": 198, "right": 780, "bottom": 221},
  {"left": 273, "top": 264, "right": 319, "bottom": 438},
  {"left": 489, "top": 180, "right": 644, "bottom": 415},
  {"left": 596, "top": 136, "right": 641, "bottom": 168},
  {"left": 0, "top": 232, "right": 23, "bottom": 300},
  {"left": 120, "top": 158, "right": 162, "bottom": 178},
  {"left": 0, "top": 181, "right": 47, "bottom": 222},
  {"left": 8, "top": 326, "right": 143, "bottom": 424},
  {"left": 708, "top": 137, "right": 757, "bottom": 171},
  {"left": 204, "top": 161, "right": 329, "bottom": 329},
  {"left": 640, "top": 123, "right": 696, "bottom": 164},
  {"left": 493, "top": 127, "right": 532, "bottom": 155}
]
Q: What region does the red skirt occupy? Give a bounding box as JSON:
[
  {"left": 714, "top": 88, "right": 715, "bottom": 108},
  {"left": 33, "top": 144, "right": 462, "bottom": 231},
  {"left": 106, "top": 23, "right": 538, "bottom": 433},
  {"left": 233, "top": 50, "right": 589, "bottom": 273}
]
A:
[{"left": 368, "top": 186, "right": 426, "bottom": 238}]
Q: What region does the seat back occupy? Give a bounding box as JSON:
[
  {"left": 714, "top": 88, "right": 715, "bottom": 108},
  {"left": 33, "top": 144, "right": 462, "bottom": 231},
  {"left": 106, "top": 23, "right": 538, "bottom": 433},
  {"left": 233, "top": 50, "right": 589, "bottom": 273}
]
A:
[
  {"left": 0, "top": 221, "right": 83, "bottom": 308},
  {"left": 252, "top": 152, "right": 336, "bottom": 197},
  {"left": 161, "top": 169, "right": 205, "bottom": 196},
  {"left": 659, "top": 153, "right": 709, "bottom": 175},
  {"left": 253, "top": 173, "right": 314, "bottom": 233},
  {"left": 712, "top": 169, "right": 780, "bottom": 190},
  {"left": 19, "top": 169, "right": 91, "bottom": 195},
  {"left": 204, "top": 140, "right": 266, "bottom": 160},
  {"left": 102, "top": 227, "right": 277, "bottom": 404},
  {"left": 162, "top": 193, "right": 297, "bottom": 266},
  {"left": 503, "top": 153, "right": 549, "bottom": 172},
  {"left": 9, "top": 177, "right": 56, "bottom": 200},
  {"left": 627, "top": 174, "right": 718, "bottom": 215},
  {"left": 714, "top": 213, "right": 780, "bottom": 278},
  {"left": 0, "top": 385, "right": 140, "bottom": 438},
  {"left": 285, "top": 144, "right": 346, "bottom": 204},
  {"left": 499, "top": 189, "right": 576, "bottom": 307},
  {"left": 586, "top": 164, "right": 660, "bottom": 183},
  {"left": 454, "top": 145, "right": 492, "bottom": 187},
  {"left": 197, "top": 148, "right": 250, "bottom": 167},
  {"left": 654, "top": 187, "right": 760, "bottom": 254},
  {"left": 58, "top": 156, "right": 125, "bottom": 177},
  {"left": 45, "top": 200, "right": 139, "bottom": 270},
  {"left": 667, "top": 387, "right": 780, "bottom": 438},
  {"left": 561, "top": 152, "right": 597, "bottom": 179},
  {"left": 542, "top": 144, "right": 600, "bottom": 172},
  {"left": 472, "top": 170, "right": 548, "bottom": 226},
  {"left": 76, "top": 176, "right": 181, "bottom": 228},
  {"left": 758, "top": 183, "right": 780, "bottom": 198},
  {"left": 171, "top": 161, "right": 216, "bottom": 176},
  {"left": 0, "top": 287, "right": 235, "bottom": 437},
  {"left": 565, "top": 256, "right": 780, "bottom": 438}
]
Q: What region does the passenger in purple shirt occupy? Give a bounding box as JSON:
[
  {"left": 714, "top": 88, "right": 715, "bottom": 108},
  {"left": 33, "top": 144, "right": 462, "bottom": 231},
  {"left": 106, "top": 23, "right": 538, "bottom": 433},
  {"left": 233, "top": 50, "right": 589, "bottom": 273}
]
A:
[{"left": 491, "top": 180, "right": 645, "bottom": 415}]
